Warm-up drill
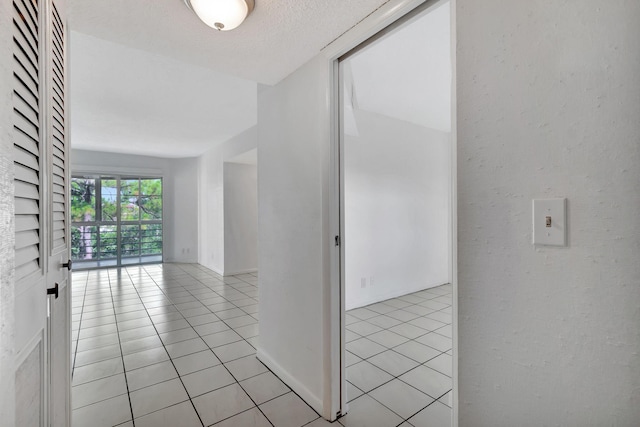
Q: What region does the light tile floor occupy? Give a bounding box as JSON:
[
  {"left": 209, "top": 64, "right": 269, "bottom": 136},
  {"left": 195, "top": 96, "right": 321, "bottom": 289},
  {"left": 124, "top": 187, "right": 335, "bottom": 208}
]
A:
[
  {"left": 344, "top": 285, "right": 453, "bottom": 427},
  {"left": 71, "top": 263, "right": 452, "bottom": 427}
]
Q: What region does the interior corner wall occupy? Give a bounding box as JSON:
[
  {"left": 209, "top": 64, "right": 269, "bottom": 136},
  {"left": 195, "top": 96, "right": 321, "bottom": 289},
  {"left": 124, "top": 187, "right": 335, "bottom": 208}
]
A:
[
  {"left": 223, "top": 163, "right": 257, "bottom": 275},
  {"left": 70, "top": 149, "right": 199, "bottom": 263},
  {"left": 457, "top": 1, "right": 640, "bottom": 424},
  {"left": 345, "top": 109, "right": 450, "bottom": 310},
  {"left": 197, "top": 126, "right": 257, "bottom": 275},
  {"left": 256, "top": 55, "right": 330, "bottom": 416},
  {"left": 0, "top": 0, "right": 16, "bottom": 422}
]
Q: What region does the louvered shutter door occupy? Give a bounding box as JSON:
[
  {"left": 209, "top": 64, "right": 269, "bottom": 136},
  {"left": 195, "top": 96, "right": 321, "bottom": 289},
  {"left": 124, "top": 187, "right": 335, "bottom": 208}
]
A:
[
  {"left": 13, "top": 0, "right": 42, "bottom": 281},
  {"left": 50, "top": 1, "right": 66, "bottom": 252}
]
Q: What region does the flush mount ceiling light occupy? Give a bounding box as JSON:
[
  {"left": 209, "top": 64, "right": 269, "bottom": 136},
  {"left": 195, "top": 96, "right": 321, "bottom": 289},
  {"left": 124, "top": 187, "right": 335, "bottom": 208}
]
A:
[{"left": 184, "top": 0, "right": 255, "bottom": 31}]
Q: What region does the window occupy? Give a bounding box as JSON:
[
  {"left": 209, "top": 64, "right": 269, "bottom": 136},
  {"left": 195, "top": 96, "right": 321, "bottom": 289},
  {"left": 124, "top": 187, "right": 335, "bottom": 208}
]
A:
[{"left": 71, "top": 175, "right": 163, "bottom": 269}]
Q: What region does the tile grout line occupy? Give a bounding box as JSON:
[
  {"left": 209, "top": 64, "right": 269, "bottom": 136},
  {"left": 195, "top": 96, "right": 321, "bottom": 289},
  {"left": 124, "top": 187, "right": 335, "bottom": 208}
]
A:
[
  {"left": 107, "top": 268, "right": 139, "bottom": 426},
  {"left": 123, "top": 265, "right": 206, "bottom": 427},
  {"left": 167, "top": 263, "right": 279, "bottom": 427},
  {"left": 343, "top": 284, "right": 453, "bottom": 425}
]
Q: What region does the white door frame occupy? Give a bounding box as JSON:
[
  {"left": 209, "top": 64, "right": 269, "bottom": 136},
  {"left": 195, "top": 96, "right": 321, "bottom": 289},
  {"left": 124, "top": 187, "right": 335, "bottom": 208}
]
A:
[{"left": 323, "top": 0, "right": 458, "bottom": 422}]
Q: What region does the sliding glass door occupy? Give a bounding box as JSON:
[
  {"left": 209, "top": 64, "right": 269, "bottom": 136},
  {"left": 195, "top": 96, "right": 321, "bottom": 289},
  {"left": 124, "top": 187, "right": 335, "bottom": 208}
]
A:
[{"left": 71, "top": 175, "right": 163, "bottom": 269}]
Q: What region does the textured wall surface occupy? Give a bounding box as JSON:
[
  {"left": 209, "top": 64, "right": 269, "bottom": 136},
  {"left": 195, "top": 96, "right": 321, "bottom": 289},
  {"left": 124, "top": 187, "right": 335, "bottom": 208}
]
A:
[
  {"left": 0, "top": 0, "right": 16, "bottom": 423},
  {"left": 198, "top": 126, "right": 257, "bottom": 274},
  {"left": 223, "top": 163, "right": 258, "bottom": 275},
  {"left": 257, "top": 55, "right": 331, "bottom": 415},
  {"left": 345, "top": 109, "right": 451, "bottom": 310},
  {"left": 457, "top": 0, "right": 640, "bottom": 424}
]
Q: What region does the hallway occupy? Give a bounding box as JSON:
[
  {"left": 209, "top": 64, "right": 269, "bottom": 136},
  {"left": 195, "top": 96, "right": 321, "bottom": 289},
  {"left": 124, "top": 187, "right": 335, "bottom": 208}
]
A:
[{"left": 71, "top": 263, "right": 451, "bottom": 426}]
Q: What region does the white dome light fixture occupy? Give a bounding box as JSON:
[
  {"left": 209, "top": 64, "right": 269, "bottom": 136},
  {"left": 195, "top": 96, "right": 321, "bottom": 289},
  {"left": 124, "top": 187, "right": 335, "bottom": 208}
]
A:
[{"left": 184, "top": 0, "right": 255, "bottom": 31}]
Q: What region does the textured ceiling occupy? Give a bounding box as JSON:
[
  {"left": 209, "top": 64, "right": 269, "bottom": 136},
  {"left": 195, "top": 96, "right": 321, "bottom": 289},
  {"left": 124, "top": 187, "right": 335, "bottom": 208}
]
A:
[{"left": 67, "top": 0, "right": 392, "bottom": 85}]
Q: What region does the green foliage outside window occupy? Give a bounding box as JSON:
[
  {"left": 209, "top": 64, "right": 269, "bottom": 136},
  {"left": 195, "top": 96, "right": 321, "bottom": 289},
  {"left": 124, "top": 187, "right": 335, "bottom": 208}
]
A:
[{"left": 71, "top": 176, "right": 163, "bottom": 263}]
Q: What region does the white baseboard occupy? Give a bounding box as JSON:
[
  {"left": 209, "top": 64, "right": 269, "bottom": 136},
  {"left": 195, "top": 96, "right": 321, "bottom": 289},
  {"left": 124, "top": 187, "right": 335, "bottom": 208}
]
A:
[
  {"left": 223, "top": 268, "right": 258, "bottom": 276},
  {"left": 346, "top": 280, "right": 450, "bottom": 311},
  {"left": 256, "top": 348, "right": 324, "bottom": 416}
]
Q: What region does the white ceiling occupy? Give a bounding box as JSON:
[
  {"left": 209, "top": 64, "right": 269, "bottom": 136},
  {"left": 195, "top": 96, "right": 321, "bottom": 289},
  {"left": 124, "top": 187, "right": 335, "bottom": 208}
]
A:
[
  {"left": 349, "top": 1, "right": 451, "bottom": 132},
  {"left": 67, "top": 0, "right": 392, "bottom": 85},
  {"left": 68, "top": 0, "right": 392, "bottom": 159},
  {"left": 70, "top": 32, "right": 258, "bottom": 158}
]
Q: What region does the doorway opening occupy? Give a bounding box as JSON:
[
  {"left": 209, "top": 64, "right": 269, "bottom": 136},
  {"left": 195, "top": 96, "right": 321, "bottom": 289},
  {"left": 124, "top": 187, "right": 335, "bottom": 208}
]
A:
[
  {"left": 337, "top": 1, "right": 454, "bottom": 424},
  {"left": 71, "top": 175, "right": 164, "bottom": 269}
]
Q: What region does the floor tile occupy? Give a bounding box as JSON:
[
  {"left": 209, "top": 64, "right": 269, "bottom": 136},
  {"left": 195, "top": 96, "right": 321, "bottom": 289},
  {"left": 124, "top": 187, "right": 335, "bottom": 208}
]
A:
[
  {"left": 202, "top": 329, "right": 243, "bottom": 348},
  {"left": 259, "top": 392, "right": 319, "bottom": 427},
  {"left": 72, "top": 357, "right": 124, "bottom": 386},
  {"left": 117, "top": 317, "right": 153, "bottom": 332},
  {"left": 346, "top": 361, "right": 393, "bottom": 393},
  {"left": 366, "top": 315, "right": 403, "bottom": 329},
  {"left": 134, "top": 401, "right": 202, "bottom": 427},
  {"left": 386, "top": 310, "right": 421, "bottom": 322},
  {"left": 337, "top": 394, "right": 402, "bottom": 427},
  {"left": 346, "top": 338, "right": 387, "bottom": 360},
  {"left": 182, "top": 364, "right": 236, "bottom": 398},
  {"left": 346, "top": 381, "right": 364, "bottom": 403},
  {"left": 366, "top": 330, "right": 410, "bottom": 348},
  {"left": 123, "top": 346, "right": 169, "bottom": 371},
  {"left": 126, "top": 360, "right": 178, "bottom": 391},
  {"left": 369, "top": 378, "right": 433, "bottom": 419},
  {"left": 213, "top": 340, "right": 256, "bottom": 363},
  {"left": 346, "top": 321, "right": 383, "bottom": 337},
  {"left": 213, "top": 407, "right": 271, "bottom": 427},
  {"left": 425, "top": 353, "right": 452, "bottom": 377},
  {"left": 187, "top": 313, "right": 220, "bottom": 326},
  {"left": 240, "top": 371, "right": 290, "bottom": 405},
  {"left": 194, "top": 320, "right": 230, "bottom": 336},
  {"left": 120, "top": 335, "right": 164, "bottom": 355},
  {"left": 75, "top": 344, "right": 122, "bottom": 367},
  {"left": 399, "top": 365, "right": 451, "bottom": 399},
  {"left": 235, "top": 323, "right": 259, "bottom": 339},
  {"left": 173, "top": 349, "right": 221, "bottom": 376},
  {"left": 414, "top": 332, "right": 452, "bottom": 352},
  {"left": 367, "top": 350, "right": 419, "bottom": 377},
  {"left": 72, "top": 373, "right": 128, "bottom": 409},
  {"left": 192, "top": 383, "right": 254, "bottom": 426},
  {"left": 165, "top": 337, "right": 208, "bottom": 358},
  {"left": 224, "top": 355, "right": 268, "bottom": 381},
  {"left": 119, "top": 325, "right": 158, "bottom": 343},
  {"left": 408, "top": 317, "right": 446, "bottom": 332},
  {"left": 130, "top": 378, "right": 189, "bottom": 418},
  {"left": 72, "top": 394, "right": 132, "bottom": 427},
  {"left": 408, "top": 400, "right": 451, "bottom": 427},
  {"left": 393, "top": 341, "right": 441, "bottom": 364}
]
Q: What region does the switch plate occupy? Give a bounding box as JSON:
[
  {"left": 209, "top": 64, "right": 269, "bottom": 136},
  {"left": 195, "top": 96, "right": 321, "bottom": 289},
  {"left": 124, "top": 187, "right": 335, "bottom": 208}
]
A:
[{"left": 532, "top": 198, "right": 566, "bottom": 246}]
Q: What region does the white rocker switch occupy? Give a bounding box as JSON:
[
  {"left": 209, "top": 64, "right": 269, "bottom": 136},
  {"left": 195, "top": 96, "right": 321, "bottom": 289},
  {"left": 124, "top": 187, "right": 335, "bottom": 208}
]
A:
[{"left": 532, "top": 198, "right": 566, "bottom": 246}]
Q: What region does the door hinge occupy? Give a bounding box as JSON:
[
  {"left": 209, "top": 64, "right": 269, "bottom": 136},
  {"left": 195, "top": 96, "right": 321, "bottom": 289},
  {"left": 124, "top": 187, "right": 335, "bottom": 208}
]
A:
[{"left": 335, "top": 235, "right": 340, "bottom": 247}]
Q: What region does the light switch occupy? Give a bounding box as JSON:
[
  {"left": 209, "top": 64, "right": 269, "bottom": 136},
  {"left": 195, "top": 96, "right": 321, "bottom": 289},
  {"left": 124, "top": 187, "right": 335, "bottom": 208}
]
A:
[{"left": 532, "top": 198, "right": 566, "bottom": 246}]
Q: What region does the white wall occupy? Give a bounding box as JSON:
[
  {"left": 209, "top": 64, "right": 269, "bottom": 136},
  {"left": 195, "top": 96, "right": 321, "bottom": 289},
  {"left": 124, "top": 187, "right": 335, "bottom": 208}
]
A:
[
  {"left": 345, "top": 109, "right": 450, "bottom": 310},
  {"left": 223, "top": 162, "right": 258, "bottom": 275},
  {"left": 71, "top": 149, "right": 199, "bottom": 263},
  {"left": 457, "top": 0, "right": 640, "bottom": 425},
  {"left": 198, "top": 126, "right": 257, "bottom": 274},
  {"left": 0, "top": 0, "right": 16, "bottom": 422},
  {"left": 257, "top": 55, "right": 333, "bottom": 416}
]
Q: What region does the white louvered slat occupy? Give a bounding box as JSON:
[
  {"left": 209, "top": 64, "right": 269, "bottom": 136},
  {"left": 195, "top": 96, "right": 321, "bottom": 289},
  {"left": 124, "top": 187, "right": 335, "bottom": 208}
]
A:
[
  {"left": 50, "top": 1, "right": 66, "bottom": 252},
  {"left": 14, "top": 161, "right": 38, "bottom": 186},
  {"left": 13, "top": 0, "right": 41, "bottom": 280}
]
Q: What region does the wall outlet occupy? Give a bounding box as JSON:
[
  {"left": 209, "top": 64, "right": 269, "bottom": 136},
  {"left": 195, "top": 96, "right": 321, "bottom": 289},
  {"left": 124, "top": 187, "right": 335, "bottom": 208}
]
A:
[
  {"left": 370, "top": 277, "right": 374, "bottom": 287},
  {"left": 361, "top": 277, "right": 366, "bottom": 288}
]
